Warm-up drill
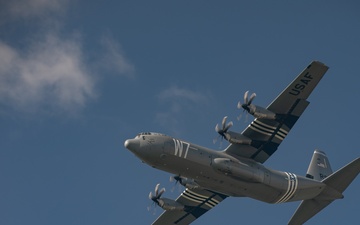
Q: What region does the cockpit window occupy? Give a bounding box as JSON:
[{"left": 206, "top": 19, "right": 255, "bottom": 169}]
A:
[
  {"left": 134, "top": 132, "right": 167, "bottom": 139},
  {"left": 136, "top": 132, "right": 167, "bottom": 137}
]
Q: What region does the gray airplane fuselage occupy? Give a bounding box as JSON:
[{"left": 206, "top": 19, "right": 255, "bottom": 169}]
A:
[{"left": 125, "top": 132, "right": 325, "bottom": 204}]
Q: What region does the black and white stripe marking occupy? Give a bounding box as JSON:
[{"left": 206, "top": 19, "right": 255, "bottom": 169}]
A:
[
  {"left": 181, "top": 189, "right": 220, "bottom": 208},
  {"left": 249, "top": 120, "right": 288, "bottom": 141},
  {"left": 275, "top": 172, "right": 298, "bottom": 203}
]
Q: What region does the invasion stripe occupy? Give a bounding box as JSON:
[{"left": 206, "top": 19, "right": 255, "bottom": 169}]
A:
[
  {"left": 282, "top": 173, "right": 298, "bottom": 202},
  {"left": 252, "top": 122, "right": 275, "bottom": 134},
  {"left": 182, "top": 193, "right": 214, "bottom": 208},
  {"left": 254, "top": 121, "right": 288, "bottom": 139},
  {"left": 250, "top": 121, "right": 287, "bottom": 140},
  {"left": 185, "top": 190, "right": 208, "bottom": 200},
  {"left": 182, "top": 190, "right": 219, "bottom": 208},
  {"left": 182, "top": 192, "right": 203, "bottom": 204},
  {"left": 254, "top": 120, "right": 289, "bottom": 135},
  {"left": 251, "top": 123, "right": 285, "bottom": 140},
  {"left": 183, "top": 191, "right": 206, "bottom": 202},
  {"left": 249, "top": 124, "right": 285, "bottom": 140},
  {"left": 275, "top": 172, "right": 291, "bottom": 203},
  {"left": 187, "top": 190, "right": 220, "bottom": 207},
  {"left": 275, "top": 172, "right": 298, "bottom": 203},
  {"left": 249, "top": 124, "right": 272, "bottom": 136},
  {"left": 279, "top": 173, "right": 295, "bottom": 202}
]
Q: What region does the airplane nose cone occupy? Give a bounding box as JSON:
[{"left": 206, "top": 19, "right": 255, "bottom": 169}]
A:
[{"left": 124, "top": 139, "right": 139, "bottom": 152}]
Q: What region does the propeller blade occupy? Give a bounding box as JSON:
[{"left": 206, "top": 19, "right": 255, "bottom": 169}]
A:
[
  {"left": 224, "top": 121, "right": 233, "bottom": 132},
  {"left": 244, "top": 91, "right": 249, "bottom": 104},
  {"left": 221, "top": 116, "right": 228, "bottom": 130},
  {"left": 213, "top": 134, "right": 221, "bottom": 144},
  {"left": 237, "top": 113, "right": 242, "bottom": 121},
  {"left": 215, "top": 123, "right": 220, "bottom": 133},
  {"left": 248, "top": 92, "right": 256, "bottom": 105},
  {"left": 154, "top": 183, "right": 160, "bottom": 196},
  {"left": 158, "top": 187, "right": 165, "bottom": 198},
  {"left": 237, "top": 101, "right": 242, "bottom": 109}
]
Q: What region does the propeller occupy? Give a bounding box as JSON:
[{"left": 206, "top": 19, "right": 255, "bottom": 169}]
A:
[
  {"left": 214, "top": 116, "right": 233, "bottom": 144},
  {"left": 149, "top": 183, "right": 166, "bottom": 204},
  {"left": 170, "top": 175, "right": 183, "bottom": 192},
  {"left": 237, "top": 91, "right": 256, "bottom": 120},
  {"left": 170, "top": 175, "right": 182, "bottom": 184}
]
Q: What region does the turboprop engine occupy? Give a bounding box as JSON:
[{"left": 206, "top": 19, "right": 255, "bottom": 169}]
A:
[
  {"left": 238, "top": 91, "right": 277, "bottom": 119},
  {"left": 214, "top": 116, "right": 252, "bottom": 145},
  {"left": 149, "top": 184, "right": 184, "bottom": 211},
  {"left": 170, "top": 176, "right": 199, "bottom": 189}
]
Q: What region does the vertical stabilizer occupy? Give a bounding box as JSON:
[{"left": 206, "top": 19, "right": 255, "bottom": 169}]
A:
[{"left": 306, "top": 150, "right": 332, "bottom": 181}]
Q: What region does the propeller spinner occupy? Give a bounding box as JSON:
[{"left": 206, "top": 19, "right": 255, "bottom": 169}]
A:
[{"left": 214, "top": 116, "right": 233, "bottom": 143}]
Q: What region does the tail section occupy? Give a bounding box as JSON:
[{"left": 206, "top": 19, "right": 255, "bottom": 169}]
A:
[
  {"left": 306, "top": 150, "right": 332, "bottom": 181},
  {"left": 289, "top": 156, "right": 360, "bottom": 225},
  {"left": 322, "top": 157, "right": 360, "bottom": 193}
]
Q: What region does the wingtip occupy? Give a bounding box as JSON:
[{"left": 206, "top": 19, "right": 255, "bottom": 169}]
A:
[{"left": 310, "top": 60, "right": 329, "bottom": 69}]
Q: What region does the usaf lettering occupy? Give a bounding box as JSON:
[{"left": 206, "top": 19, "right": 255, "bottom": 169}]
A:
[{"left": 289, "top": 72, "right": 313, "bottom": 96}]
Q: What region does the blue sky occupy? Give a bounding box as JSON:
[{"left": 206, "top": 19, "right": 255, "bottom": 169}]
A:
[{"left": 1, "top": 1, "right": 359, "bottom": 225}]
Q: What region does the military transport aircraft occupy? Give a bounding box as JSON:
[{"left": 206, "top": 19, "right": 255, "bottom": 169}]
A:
[{"left": 124, "top": 61, "right": 360, "bottom": 225}]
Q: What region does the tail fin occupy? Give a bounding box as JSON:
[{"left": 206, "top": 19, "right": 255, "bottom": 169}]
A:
[
  {"left": 306, "top": 150, "right": 332, "bottom": 181},
  {"left": 289, "top": 157, "right": 360, "bottom": 225}
]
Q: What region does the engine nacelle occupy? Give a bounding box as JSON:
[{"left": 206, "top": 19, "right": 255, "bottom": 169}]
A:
[
  {"left": 225, "top": 131, "right": 252, "bottom": 145},
  {"left": 157, "top": 198, "right": 185, "bottom": 211},
  {"left": 180, "top": 178, "right": 199, "bottom": 189},
  {"left": 248, "top": 105, "right": 276, "bottom": 119}
]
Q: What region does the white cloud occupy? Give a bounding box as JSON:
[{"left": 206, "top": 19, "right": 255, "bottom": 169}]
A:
[
  {"left": 158, "top": 86, "right": 208, "bottom": 103},
  {"left": 4, "top": 0, "right": 68, "bottom": 19},
  {"left": 0, "top": 33, "right": 95, "bottom": 112},
  {"left": 0, "top": 0, "right": 135, "bottom": 114},
  {"left": 100, "top": 36, "right": 135, "bottom": 78},
  {"left": 156, "top": 86, "right": 210, "bottom": 132}
]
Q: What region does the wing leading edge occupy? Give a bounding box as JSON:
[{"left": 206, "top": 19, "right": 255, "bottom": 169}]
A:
[
  {"left": 152, "top": 188, "right": 227, "bottom": 225},
  {"left": 225, "top": 61, "right": 329, "bottom": 163}
]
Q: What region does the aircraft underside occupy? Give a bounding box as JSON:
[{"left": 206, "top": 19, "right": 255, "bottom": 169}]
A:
[
  {"left": 149, "top": 146, "right": 325, "bottom": 204},
  {"left": 124, "top": 61, "right": 360, "bottom": 225}
]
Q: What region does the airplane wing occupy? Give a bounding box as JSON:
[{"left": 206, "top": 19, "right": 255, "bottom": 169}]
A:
[
  {"left": 152, "top": 188, "right": 227, "bottom": 225},
  {"left": 225, "top": 61, "right": 329, "bottom": 163}
]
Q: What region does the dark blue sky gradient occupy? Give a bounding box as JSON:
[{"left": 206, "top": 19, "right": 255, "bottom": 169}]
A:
[{"left": 1, "top": 1, "right": 359, "bottom": 225}]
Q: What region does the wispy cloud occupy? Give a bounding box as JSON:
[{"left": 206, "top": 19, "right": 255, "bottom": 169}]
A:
[
  {"left": 0, "top": 33, "right": 95, "bottom": 112},
  {"left": 3, "top": 0, "right": 69, "bottom": 20},
  {"left": 99, "top": 36, "right": 135, "bottom": 78},
  {"left": 0, "top": 1, "right": 135, "bottom": 114},
  {"left": 158, "top": 86, "right": 208, "bottom": 103},
  {"left": 156, "top": 86, "right": 211, "bottom": 133}
]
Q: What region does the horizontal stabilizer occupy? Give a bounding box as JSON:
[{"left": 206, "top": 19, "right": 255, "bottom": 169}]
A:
[
  {"left": 289, "top": 157, "right": 360, "bottom": 225},
  {"left": 288, "top": 199, "right": 333, "bottom": 225},
  {"left": 322, "top": 157, "right": 360, "bottom": 193}
]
